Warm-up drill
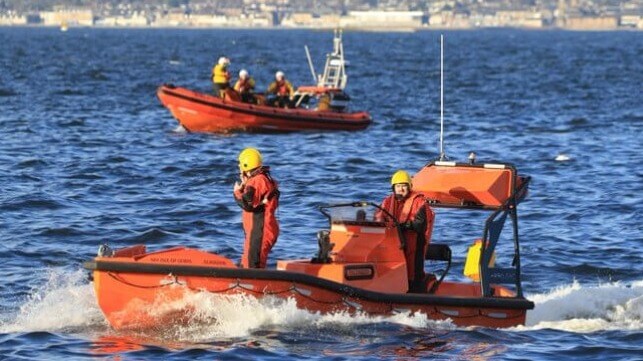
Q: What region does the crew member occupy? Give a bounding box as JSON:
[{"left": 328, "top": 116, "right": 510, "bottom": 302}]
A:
[
  {"left": 377, "top": 170, "right": 435, "bottom": 292},
  {"left": 212, "top": 56, "right": 231, "bottom": 98},
  {"left": 234, "top": 69, "right": 256, "bottom": 103},
  {"left": 267, "top": 71, "right": 294, "bottom": 108},
  {"left": 233, "top": 148, "right": 280, "bottom": 268}
]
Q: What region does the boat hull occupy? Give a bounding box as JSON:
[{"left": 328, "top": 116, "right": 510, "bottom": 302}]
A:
[
  {"left": 85, "top": 249, "right": 532, "bottom": 330},
  {"left": 157, "top": 85, "right": 372, "bottom": 133}
]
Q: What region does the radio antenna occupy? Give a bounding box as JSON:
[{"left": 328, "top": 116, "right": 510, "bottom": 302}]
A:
[
  {"left": 304, "top": 45, "right": 317, "bottom": 83},
  {"left": 439, "top": 34, "right": 447, "bottom": 161}
]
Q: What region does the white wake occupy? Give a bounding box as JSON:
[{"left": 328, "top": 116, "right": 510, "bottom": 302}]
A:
[
  {"left": 521, "top": 279, "right": 643, "bottom": 332},
  {"left": 2, "top": 268, "right": 640, "bottom": 339}
]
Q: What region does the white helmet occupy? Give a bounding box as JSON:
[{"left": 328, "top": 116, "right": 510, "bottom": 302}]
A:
[
  {"left": 218, "top": 57, "right": 229, "bottom": 66},
  {"left": 239, "top": 69, "right": 249, "bottom": 79},
  {"left": 275, "top": 71, "right": 285, "bottom": 80}
]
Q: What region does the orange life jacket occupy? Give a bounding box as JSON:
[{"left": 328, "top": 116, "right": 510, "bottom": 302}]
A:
[
  {"left": 235, "top": 77, "right": 255, "bottom": 94},
  {"left": 273, "top": 80, "right": 293, "bottom": 96},
  {"left": 379, "top": 191, "right": 435, "bottom": 290}
]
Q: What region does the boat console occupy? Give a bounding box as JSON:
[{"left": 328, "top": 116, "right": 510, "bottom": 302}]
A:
[{"left": 277, "top": 203, "right": 409, "bottom": 293}]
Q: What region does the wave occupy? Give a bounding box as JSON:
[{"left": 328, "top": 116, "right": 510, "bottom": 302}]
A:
[
  {"left": 0, "top": 88, "right": 18, "bottom": 97},
  {"left": 2, "top": 268, "right": 639, "bottom": 340},
  {"left": 521, "top": 280, "right": 643, "bottom": 333},
  {"left": 0, "top": 195, "right": 66, "bottom": 211},
  {"left": 0, "top": 269, "right": 105, "bottom": 334},
  {"left": 52, "top": 89, "right": 85, "bottom": 96},
  {"left": 0, "top": 268, "right": 452, "bottom": 341}
]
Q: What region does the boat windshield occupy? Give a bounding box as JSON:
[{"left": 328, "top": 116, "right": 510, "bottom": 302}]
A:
[{"left": 323, "top": 203, "right": 393, "bottom": 226}]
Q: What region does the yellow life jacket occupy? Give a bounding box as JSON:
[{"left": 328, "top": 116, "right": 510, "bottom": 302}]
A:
[{"left": 212, "top": 64, "right": 229, "bottom": 84}]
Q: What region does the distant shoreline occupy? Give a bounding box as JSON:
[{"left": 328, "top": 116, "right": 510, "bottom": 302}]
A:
[{"left": 0, "top": 24, "right": 640, "bottom": 32}]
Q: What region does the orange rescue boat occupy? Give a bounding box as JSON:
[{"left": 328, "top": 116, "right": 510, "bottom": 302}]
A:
[
  {"left": 84, "top": 160, "right": 533, "bottom": 330},
  {"left": 157, "top": 84, "right": 372, "bottom": 133},
  {"left": 157, "top": 30, "right": 371, "bottom": 133}
]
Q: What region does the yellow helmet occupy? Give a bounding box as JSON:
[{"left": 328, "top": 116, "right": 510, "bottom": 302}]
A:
[
  {"left": 238, "top": 147, "right": 262, "bottom": 171},
  {"left": 390, "top": 170, "right": 412, "bottom": 186}
]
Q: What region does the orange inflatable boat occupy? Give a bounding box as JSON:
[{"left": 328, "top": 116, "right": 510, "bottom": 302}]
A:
[
  {"left": 84, "top": 160, "right": 533, "bottom": 330},
  {"left": 157, "top": 30, "right": 372, "bottom": 133},
  {"left": 157, "top": 84, "right": 372, "bottom": 133}
]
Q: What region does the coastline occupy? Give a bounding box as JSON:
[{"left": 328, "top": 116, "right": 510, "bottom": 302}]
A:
[{"left": 1, "top": 24, "right": 640, "bottom": 32}]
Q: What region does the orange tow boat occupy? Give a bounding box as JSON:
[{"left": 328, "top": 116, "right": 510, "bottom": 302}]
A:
[{"left": 84, "top": 160, "right": 533, "bottom": 330}]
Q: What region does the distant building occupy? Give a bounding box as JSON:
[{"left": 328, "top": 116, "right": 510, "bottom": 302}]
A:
[
  {"left": 96, "top": 13, "right": 148, "bottom": 27},
  {"left": 185, "top": 14, "right": 229, "bottom": 27},
  {"left": 240, "top": 13, "right": 272, "bottom": 27},
  {"left": 284, "top": 12, "right": 314, "bottom": 26},
  {"left": 429, "top": 11, "right": 472, "bottom": 28},
  {"left": 620, "top": 14, "right": 642, "bottom": 28},
  {"left": 40, "top": 9, "right": 93, "bottom": 26},
  {"left": 0, "top": 0, "right": 641, "bottom": 31},
  {"left": 340, "top": 10, "right": 423, "bottom": 29},
  {"left": 495, "top": 10, "right": 544, "bottom": 28},
  {"left": 0, "top": 12, "right": 27, "bottom": 25},
  {"left": 564, "top": 15, "right": 619, "bottom": 29},
  {"left": 153, "top": 9, "right": 188, "bottom": 27},
  {"left": 282, "top": 12, "right": 341, "bottom": 28}
]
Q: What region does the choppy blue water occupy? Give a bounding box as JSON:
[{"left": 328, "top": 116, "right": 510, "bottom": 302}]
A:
[{"left": 0, "top": 27, "right": 641, "bottom": 360}]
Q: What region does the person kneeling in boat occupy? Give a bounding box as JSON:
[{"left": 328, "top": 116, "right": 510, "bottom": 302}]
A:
[
  {"left": 376, "top": 170, "right": 435, "bottom": 293},
  {"left": 233, "top": 148, "right": 280, "bottom": 268},
  {"left": 212, "top": 56, "right": 231, "bottom": 98},
  {"left": 267, "top": 71, "right": 294, "bottom": 108},
  {"left": 234, "top": 69, "right": 256, "bottom": 104}
]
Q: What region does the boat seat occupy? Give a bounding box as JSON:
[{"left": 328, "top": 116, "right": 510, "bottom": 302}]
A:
[
  {"left": 425, "top": 243, "right": 452, "bottom": 293},
  {"left": 426, "top": 244, "right": 451, "bottom": 262},
  {"left": 311, "top": 230, "right": 334, "bottom": 264}
]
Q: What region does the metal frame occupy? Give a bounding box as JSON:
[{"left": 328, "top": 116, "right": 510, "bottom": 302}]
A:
[
  {"left": 421, "top": 161, "right": 531, "bottom": 298},
  {"left": 479, "top": 174, "right": 530, "bottom": 297}
]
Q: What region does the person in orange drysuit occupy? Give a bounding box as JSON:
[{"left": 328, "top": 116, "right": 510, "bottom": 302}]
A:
[
  {"left": 266, "top": 71, "right": 294, "bottom": 108},
  {"left": 233, "top": 148, "right": 280, "bottom": 268},
  {"left": 377, "top": 170, "right": 435, "bottom": 292},
  {"left": 234, "top": 69, "right": 256, "bottom": 103}
]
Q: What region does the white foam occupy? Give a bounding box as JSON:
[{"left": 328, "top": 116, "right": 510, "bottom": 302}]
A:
[
  {"left": 6, "top": 268, "right": 639, "bottom": 339},
  {"left": 0, "top": 269, "right": 106, "bottom": 333},
  {"left": 151, "top": 292, "right": 454, "bottom": 342},
  {"left": 0, "top": 268, "right": 451, "bottom": 341},
  {"left": 555, "top": 153, "right": 571, "bottom": 161},
  {"left": 517, "top": 280, "right": 643, "bottom": 333},
  {"left": 172, "top": 125, "right": 187, "bottom": 133}
]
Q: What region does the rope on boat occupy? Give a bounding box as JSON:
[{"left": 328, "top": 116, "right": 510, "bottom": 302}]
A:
[
  {"left": 105, "top": 274, "right": 346, "bottom": 305},
  {"left": 107, "top": 272, "right": 177, "bottom": 289},
  {"left": 232, "top": 279, "right": 346, "bottom": 305}
]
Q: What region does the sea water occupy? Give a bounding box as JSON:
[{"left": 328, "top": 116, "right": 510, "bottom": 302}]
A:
[{"left": 0, "top": 28, "right": 641, "bottom": 360}]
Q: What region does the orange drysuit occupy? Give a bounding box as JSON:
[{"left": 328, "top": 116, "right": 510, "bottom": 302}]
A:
[
  {"left": 233, "top": 166, "right": 280, "bottom": 268},
  {"left": 379, "top": 191, "right": 435, "bottom": 292}
]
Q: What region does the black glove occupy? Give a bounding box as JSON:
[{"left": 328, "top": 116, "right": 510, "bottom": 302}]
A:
[{"left": 401, "top": 221, "right": 413, "bottom": 230}]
